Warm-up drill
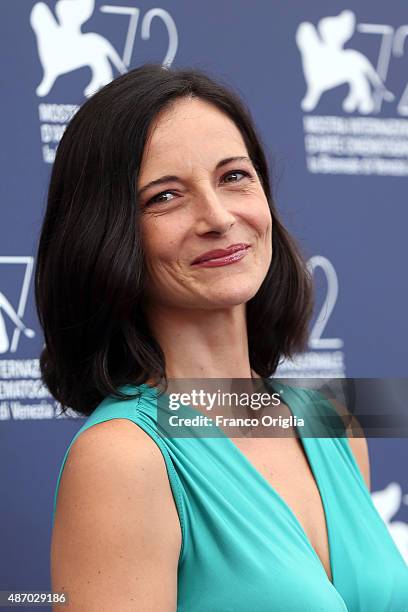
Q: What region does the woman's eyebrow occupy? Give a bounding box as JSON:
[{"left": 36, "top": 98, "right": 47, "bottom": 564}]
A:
[{"left": 137, "top": 155, "right": 253, "bottom": 197}]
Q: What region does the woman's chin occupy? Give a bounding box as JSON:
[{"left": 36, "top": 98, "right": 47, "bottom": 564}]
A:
[{"left": 203, "top": 285, "right": 261, "bottom": 307}]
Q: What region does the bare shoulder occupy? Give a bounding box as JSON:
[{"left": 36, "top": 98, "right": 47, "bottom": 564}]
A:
[
  {"left": 51, "top": 418, "right": 181, "bottom": 611},
  {"left": 325, "top": 397, "right": 371, "bottom": 491}
]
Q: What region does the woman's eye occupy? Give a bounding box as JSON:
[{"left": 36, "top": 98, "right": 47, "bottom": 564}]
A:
[
  {"left": 221, "top": 170, "right": 251, "bottom": 183},
  {"left": 146, "top": 190, "right": 176, "bottom": 206},
  {"left": 144, "top": 170, "right": 252, "bottom": 207}
]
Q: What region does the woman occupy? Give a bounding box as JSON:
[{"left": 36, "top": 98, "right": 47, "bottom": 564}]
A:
[{"left": 35, "top": 64, "right": 408, "bottom": 610}]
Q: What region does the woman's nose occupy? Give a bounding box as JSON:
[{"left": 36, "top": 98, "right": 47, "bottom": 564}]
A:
[{"left": 193, "top": 186, "right": 236, "bottom": 235}]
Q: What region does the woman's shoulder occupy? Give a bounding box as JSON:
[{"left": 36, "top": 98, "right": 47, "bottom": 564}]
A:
[
  {"left": 297, "top": 383, "right": 371, "bottom": 491},
  {"left": 59, "top": 381, "right": 171, "bottom": 498},
  {"left": 275, "top": 381, "right": 371, "bottom": 491},
  {"left": 51, "top": 415, "right": 181, "bottom": 610},
  {"left": 52, "top": 383, "right": 169, "bottom": 522},
  {"left": 67, "top": 415, "right": 162, "bottom": 467},
  {"left": 65, "top": 382, "right": 158, "bottom": 445},
  {"left": 322, "top": 394, "right": 371, "bottom": 491},
  {"left": 57, "top": 412, "right": 175, "bottom": 518}
]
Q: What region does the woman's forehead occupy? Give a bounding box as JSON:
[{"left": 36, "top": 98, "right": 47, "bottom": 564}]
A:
[{"left": 140, "top": 98, "right": 247, "bottom": 172}]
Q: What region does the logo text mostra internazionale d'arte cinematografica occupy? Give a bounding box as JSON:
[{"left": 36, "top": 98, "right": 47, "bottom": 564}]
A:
[
  {"left": 296, "top": 9, "right": 408, "bottom": 177},
  {"left": 30, "top": 0, "right": 179, "bottom": 163}
]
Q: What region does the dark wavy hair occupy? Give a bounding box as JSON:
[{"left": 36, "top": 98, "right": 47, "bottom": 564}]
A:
[{"left": 34, "top": 63, "right": 314, "bottom": 417}]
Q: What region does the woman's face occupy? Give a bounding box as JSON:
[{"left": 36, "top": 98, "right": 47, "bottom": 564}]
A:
[{"left": 137, "top": 97, "right": 272, "bottom": 310}]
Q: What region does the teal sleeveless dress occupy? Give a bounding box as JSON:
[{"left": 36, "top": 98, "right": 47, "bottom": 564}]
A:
[{"left": 52, "top": 381, "right": 408, "bottom": 611}]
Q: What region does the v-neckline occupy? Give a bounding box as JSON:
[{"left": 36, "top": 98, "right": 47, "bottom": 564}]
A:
[
  {"left": 138, "top": 380, "right": 335, "bottom": 585},
  {"left": 220, "top": 381, "right": 335, "bottom": 586}
]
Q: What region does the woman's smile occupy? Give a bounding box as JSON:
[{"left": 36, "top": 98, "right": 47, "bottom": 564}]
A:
[{"left": 191, "top": 244, "right": 251, "bottom": 268}]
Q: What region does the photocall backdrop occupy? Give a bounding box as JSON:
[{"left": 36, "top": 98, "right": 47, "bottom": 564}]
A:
[{"left": 1, "top": 0, "right": 407, "bottom": 598}]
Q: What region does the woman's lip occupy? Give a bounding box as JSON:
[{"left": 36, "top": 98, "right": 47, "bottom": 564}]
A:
[
  {"left": 191, "top": 246, "right": 251, "bottom": 268},
  {"left": 192, "top": 243, "right": 250, "bottom": 265}
]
